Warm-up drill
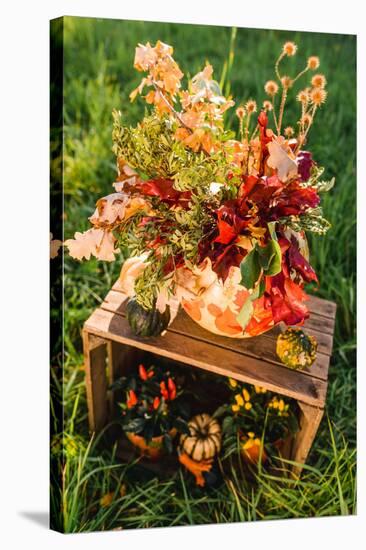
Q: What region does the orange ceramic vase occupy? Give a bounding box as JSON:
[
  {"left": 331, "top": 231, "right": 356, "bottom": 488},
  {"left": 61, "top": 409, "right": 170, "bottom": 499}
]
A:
[{"left": 180, "top": 230, "right": 309, "bottom": 339}]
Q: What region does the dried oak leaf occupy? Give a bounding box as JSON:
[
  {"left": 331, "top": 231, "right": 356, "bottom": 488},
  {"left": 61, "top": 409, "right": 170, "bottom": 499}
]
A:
[
  {"left": 267, "top": 137, "right": 298, "bottom": 182},
  {"left": 64, "top": 228, "right": 117, "bottom": 262},
  {"left": 89, "top": 193, "right": 148, "bottom": 227}
]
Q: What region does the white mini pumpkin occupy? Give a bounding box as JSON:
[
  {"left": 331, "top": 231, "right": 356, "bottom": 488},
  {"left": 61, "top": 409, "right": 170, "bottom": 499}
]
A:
[{"left": 180, "top": 413, "right": 222, "bottom": 462}]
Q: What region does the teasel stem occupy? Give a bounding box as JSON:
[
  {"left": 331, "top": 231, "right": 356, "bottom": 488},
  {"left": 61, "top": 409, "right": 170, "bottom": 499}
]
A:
[
  {"left": 239, "top": 117, "right": 244, "bottom": 141},
  {"left": 292, "top": 65, "right": 309, "bottom": 85},
  {"left": 271, "top": 94, "right": 280, "bottom": 134},
  {"left": 245, "top": 113, "right": 252, "bottom": 140},
  {"left": 250, "top": 123, "right": 259, "bottom": 140},
  {"left": 297, "top": 101, "right": 306, "bottom": 144},
  {"left": 277, "top": 88, "right": 288, "bottom": 135},
  {"left": 295, "top": 104, "right": 317, "bottom": 154},
  {"left": 275, "top": 52, "right": 285, "bottom": 82}
]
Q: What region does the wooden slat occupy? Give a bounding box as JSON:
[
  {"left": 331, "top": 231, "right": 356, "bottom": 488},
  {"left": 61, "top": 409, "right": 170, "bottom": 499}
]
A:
[
  {"left": 84, "top": 308, "right": 327, "bottom": 407},
  {"left": 304, "top": 294, "right": 337, "bottom": 320},
  {"left": 83, "top": 331, "right": 108, "bottom": 433},
  {"left": 291, "top": 403, "right": 324, "bottom": 477},
  {"left": 100, "top": 289, "right": 331, "bottom": 382}
]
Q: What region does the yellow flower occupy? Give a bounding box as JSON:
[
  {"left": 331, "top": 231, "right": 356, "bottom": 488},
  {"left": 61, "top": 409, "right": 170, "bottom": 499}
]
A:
[
  {"left": 244, "top": 402, "right": 252, "bottom": 411},
  {"left": 242, "top": 388, "right": 250, "bottom": 402},
  {"left": 229, "top": 378, "right": 238, "bottom": 388},
  {"left": 100, "top": 492, "right": 114, "bottom": 508},
  {"left": 278, "top": 399, "right": 285, "bottom": 412},
  {"left": 232, "top": 404, "right": 240, "bottom": 412},
  {"left": 254, "top": 438, "right": 261, "bottom": 446},
  {"left": 235, "top": 394, "right": 244, "bottom": 407},
  {"left": 254, "top": 385, "right": 261, "bottom": 393},
  {"left": 247, "top": 432, "right": 255, "bottom": 439}
]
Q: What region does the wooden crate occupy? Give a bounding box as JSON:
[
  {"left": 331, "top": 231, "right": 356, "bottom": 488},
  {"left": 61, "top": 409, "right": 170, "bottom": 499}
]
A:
[{"left": 83, "top": 282, "right": 336, "bottom": 475}]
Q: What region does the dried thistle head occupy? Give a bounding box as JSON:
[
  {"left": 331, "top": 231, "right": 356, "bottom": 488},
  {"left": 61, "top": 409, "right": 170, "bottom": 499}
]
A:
[
  {"left": 297, "top": 89, "right": 309, "bottom": 104},
  {"left": 311, "top": 74, "right": 327, "bottom": 88},
  {"left": 283, "top": 41, "right": 297, "bottom": 57},
  {"left": 284, "top": 126, "right": 294, "bottom": 137},
  {"left": 245, "top": 99, "right": 257, "bottom": 114},
  {"left": 262, "top": 100, "right": 273, "bottom": 111},
  {"left": 310, "top": 87, "right": 328, "bottom": 106},
  {"left": 307, "top": 56, "right": 320, "bottom": 70},
  {"left": 236, "top": 106, "right": 246, "bottom": 119},
  {"left": 281, "top": 75, "right": 293, "bottom": 89},
  {"left": 301, "top": 113, "right": 313, "bottom": 126},
  {"left": 264, "top": 80, "right": 279, "bottom": 96}
]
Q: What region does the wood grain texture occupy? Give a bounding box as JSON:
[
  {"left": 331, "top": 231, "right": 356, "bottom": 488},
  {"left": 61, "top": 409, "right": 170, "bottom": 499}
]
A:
[
  {"left": 291, "top": 402, "right": 325, "bottom": 477},
  {"left": 84, "top": 308, "right": 327, "bottom": 406},
  {"left": 83, "top": 330, "right": 108, "bottom": 433},
  {"left": 100, "top": 289, "right": 332, "bottom": 381}
]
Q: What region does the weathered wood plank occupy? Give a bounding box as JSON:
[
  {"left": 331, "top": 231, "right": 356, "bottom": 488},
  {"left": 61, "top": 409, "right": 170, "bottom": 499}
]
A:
[
  {"left": 83, "top": 330, "right": 108, "bottom": 433},
  {"left": 84, "top": 308, "right": 327, "bottom": 407},
  {"left": 291, "top": 402, "right": 324, "bottom": 477},
  {"left": 304, "top": 294, "right": 337, "bottom": 320},
  {"left": 100, "top": 289, "right": 331, "bottom": 381}
]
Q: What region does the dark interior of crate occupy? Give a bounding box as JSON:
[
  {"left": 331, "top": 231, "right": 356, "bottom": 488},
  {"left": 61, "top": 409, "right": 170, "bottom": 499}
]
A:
[{"left": 97, "top": 341, "right": 297, "bottom": 481}]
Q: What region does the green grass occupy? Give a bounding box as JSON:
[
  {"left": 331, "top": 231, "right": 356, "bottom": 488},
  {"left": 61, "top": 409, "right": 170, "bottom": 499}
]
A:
[{"left": 52, "top": 16, "right": 356, "bottom": 532}]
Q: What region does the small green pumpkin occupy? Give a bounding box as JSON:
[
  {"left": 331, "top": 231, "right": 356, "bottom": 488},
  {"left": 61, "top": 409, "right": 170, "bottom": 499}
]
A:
[
  {"left": 276, "top": 328, "right": 317, "bottom": 369},
  {"left": 126, "top": 298, "right": 171, "bottom": 337}
]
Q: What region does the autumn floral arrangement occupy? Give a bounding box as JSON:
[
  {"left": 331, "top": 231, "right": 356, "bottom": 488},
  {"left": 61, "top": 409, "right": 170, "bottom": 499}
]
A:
[
  {"left": 215, "top": 378, "right": 298, "bottom": 465},
  {"left": 65, "top": 40, "right": 334, "bottom": 339},
  {"left": 111, "top": 363, "right": 190, "bottom": 458}
]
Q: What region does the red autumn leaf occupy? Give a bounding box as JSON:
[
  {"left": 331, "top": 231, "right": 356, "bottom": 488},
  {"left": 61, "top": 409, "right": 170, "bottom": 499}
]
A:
[
  {"left": 239, "top": 175, "right": 259, "bottom": 199},
  {"left": 258, "top": 111, "right": 272, "bottom": 149},
  {"left": 265, "top": 273, "right": 309, "bottom": 326},
  {"left": 214, "top": 218, "right": 237, "bottom": 244},
  {"left": 288, "top": 239, "right": 318, "bottom": 284},
  {"left": 272, "top": 184, "right": 320, "bottom": 218},
  {"left": 210, "top": 244, "right": 245, "bottom": 281},
  {"left": 247, "top": 176, "right": 283, "bottom": 206},
  {"left": 297, "top": 151, "right": 314, "bottom": 182},
  {"left": 153, "top": 397, "right": 161, "bottom": 410},
  {"left": 140, "top": 178, "right": 191, "bottom": 206}
]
